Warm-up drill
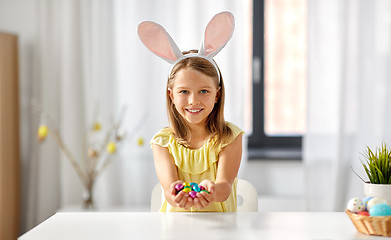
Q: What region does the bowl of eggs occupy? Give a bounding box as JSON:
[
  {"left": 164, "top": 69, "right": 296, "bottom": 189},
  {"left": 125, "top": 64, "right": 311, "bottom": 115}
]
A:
[{"left": 346, "top": 196, "right": 391, "bottom": 236}]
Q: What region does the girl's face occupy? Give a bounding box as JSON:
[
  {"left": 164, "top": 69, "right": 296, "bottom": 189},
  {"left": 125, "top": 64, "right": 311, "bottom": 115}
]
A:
[{"left": 168, "top": 68, "right": 220, "bottom": 128}]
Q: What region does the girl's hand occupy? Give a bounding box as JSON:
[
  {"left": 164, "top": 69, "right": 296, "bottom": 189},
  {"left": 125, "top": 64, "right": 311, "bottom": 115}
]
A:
[
  {"left": 165, "top": 180, "right": 193, "bottom": 210},
  {"left": 193, "top": 179, "right": 215, "bottom": 209}
]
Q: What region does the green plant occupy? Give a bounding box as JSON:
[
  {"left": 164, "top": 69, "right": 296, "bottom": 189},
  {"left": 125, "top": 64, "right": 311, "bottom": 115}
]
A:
[{"left": 362, "top": 143, "right": 391, "bottom": 184}]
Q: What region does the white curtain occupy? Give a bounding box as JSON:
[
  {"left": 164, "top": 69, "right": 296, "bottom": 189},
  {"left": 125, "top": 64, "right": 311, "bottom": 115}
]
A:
[
  {"left": 305, "top": 0, "right": 391, "bottom": 211},
  {"left": 23, "top": 0, "right": 251, "bottom": 232}
]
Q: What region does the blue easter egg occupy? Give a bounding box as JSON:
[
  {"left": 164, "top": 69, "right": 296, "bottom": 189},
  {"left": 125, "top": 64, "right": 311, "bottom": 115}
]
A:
[
  {"left": 362, "top": 196, "right": 373, "bottom": 211},
  {"left": 369, "top": 203, "right": 391, "bottom": 216}
]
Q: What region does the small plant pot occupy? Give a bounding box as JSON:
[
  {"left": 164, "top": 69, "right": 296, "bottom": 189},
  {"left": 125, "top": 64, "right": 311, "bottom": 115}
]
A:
[{"left": 364, "top": 182, "right": 391, "bottom": 204}]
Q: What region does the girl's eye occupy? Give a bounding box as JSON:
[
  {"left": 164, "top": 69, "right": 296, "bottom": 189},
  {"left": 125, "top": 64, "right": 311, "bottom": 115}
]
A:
[
  {"left": 180, "top": 90, "right": 188, "bottom": 94},
  {"left": 200, "top": 90, "right": 208, "bottom": 94}
]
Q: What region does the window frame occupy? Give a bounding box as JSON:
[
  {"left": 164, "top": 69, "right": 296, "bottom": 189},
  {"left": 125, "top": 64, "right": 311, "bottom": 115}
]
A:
[{"left": 248, "top": 0, "right": 302, "bottom": 160}]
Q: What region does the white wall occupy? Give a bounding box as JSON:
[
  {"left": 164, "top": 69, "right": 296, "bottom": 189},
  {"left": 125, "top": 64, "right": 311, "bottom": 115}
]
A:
[{"left": 240, "top": 159, "right": 306, "bottom": 212}]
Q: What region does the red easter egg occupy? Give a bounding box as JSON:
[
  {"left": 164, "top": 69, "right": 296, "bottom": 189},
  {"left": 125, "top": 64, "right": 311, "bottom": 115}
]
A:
[{"left": 358, "top": 211, "right": 370, "bottom": 216}]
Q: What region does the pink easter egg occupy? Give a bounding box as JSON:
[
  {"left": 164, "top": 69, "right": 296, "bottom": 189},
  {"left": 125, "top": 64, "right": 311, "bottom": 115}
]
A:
[
  {"left": 189, "top": 191, "right": 198, "bottom": 199},
  {"left": 175, "top": 183, "right": 184, "bottom": 193}
]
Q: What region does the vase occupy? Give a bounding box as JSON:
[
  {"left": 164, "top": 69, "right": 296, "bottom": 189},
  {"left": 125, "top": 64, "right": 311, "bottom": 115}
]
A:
[
  {"left": 82, "top": 182, "right": 95, "bottom": 209},
  {"left": 364, "top": 182, "right": 391, "bottom": 204}
]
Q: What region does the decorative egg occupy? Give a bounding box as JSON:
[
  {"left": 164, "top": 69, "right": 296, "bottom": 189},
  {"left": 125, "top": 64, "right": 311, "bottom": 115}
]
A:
[
  {"left": 175, "top": 184, "right": 184, "bottom": 192},
  {"left": 358, "top": 211, "right": 370, "bottom": 216},
  {"left": 37, "top": 125, "right": 49, "bottom": 142},
  {"left": 192, "top": 184, "right": 200, "bottom": 192},
  {"left": 175, "top": 182, "right": 209, "bottom": 197},
  {"left": 88, "top": 148, "right": 99, "bottom": 158},
  {"left": 367, "top": 197, "right": 387, "bottom": 211},
  {"left": 137, "top": 137, "right": 144, "bottom": 146},
  {"left": 369, "top": 203, "right": 391, "bottom": 216},
  {"left": 189, "top": 191, "right": 198, "bottom": 199},
  {"left": 362, "top": 196, "right": 373, "bottom": 211},
  {"left": 347, "top": 198, "right": 364, "bottom": 213},
  {"left": 106, "top": 142, "right": 117, "bottom": 154},
  {"left": 92, "top": 122, "right": 101, "bottom": 131}
]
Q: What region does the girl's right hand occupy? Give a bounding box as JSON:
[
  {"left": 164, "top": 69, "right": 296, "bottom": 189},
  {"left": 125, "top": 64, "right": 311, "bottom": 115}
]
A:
[{"left": 165, "top": 180, "right": 193, "bottom": 210}]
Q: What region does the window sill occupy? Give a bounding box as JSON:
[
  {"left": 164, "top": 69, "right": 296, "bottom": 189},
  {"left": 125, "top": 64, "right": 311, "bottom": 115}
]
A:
[{"left": 248, "top": 148, "right": 302, "bottom": 160}]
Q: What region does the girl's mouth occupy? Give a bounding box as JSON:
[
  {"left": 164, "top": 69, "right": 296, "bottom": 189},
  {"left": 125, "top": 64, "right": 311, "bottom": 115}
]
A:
[{"left": 186, "top": 108, "right": 203, "bottom": 113}]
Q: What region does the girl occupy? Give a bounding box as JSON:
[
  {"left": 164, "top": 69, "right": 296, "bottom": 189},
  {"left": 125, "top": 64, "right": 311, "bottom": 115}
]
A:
[{"left": 138, "top": 12, "right": 243, "bottom": 212}]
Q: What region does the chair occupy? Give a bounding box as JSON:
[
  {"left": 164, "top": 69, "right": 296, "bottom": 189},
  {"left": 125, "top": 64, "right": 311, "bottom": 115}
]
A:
[
  {"left": 150, "top": 179, "right": 258, "bottom": 212},
  {"left": 236, "top": 179, "right": 259, "bottom": 212}
]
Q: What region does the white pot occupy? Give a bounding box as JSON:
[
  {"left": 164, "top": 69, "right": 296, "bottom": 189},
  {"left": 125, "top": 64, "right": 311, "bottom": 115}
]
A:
[{"left": 364, "top": 182, "right": 391, "bottom": 204}]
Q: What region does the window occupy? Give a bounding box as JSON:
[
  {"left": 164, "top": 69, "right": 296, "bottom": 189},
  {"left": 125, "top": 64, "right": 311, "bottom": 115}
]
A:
[{"left": 248, "top": 0, "right": 307, "bottom": 160}]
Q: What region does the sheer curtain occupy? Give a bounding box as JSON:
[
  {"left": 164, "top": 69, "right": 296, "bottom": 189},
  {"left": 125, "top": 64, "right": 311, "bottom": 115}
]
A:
[
  {"left": 305, "top": 0, "right": 391, "bottom": 211},
  {"left": 24, "top": 0, "right": 251, "bottom": 232}
]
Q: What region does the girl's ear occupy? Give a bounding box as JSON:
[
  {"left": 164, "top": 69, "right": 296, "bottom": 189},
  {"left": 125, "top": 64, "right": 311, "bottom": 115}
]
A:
[
  {"left": 138, "top": 21, "right": 183, "bottom": 64},
  {"left": 215, "top": 87, "right": 221, "bottom": 103},
  {"left": 199, "top": 12, "right": 235, "bottom": 59},
  {"left": 168, "top": 88, "right": 174, "bottom": 101}
]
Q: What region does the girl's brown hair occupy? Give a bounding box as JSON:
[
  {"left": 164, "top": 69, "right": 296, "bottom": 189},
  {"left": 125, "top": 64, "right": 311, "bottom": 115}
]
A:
[{"left": 166, "top": 50, "right": 232, "bottom": 148}]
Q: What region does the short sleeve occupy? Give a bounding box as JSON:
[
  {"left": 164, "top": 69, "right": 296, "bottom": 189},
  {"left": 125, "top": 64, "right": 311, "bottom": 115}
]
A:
[
  {"left": 150, "top": 128, "right": 171, "bottom": 147},
  {"left": 220, "top": 122, "right": 244, "bottom": 149}
]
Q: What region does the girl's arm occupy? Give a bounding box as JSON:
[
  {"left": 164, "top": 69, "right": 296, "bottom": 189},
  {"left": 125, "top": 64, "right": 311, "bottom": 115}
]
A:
[
  {"left": 193, "top": 133, "right": 243, "bottom": 209},
  {"left": 213, "top": 133, "right": 243, "bottom": 202},
  {"left": 151, "top": 144, "right": 193, "bottom": 209}
]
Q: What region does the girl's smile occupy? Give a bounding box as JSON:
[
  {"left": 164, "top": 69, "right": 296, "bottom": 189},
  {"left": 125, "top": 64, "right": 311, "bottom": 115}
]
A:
[
  {"left": 169, "top": 68, "right": 220, "bottom": 128},
  {"left": 186, "top": 108, "right": 203, "bottom": 113}
]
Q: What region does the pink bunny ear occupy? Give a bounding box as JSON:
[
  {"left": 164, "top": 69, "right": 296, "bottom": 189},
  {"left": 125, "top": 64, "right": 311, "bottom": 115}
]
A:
[
  {"left": 199, "top": 12, "right": 235, "bottom": 59},
  {"left": 137, "top": 21, "right": 183, "bottom": 64}
]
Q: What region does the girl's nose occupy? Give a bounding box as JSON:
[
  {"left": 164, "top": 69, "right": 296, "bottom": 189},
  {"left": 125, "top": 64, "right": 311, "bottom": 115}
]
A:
[{"left": 189, "top": 93, "right": 199, "bottom": 105}]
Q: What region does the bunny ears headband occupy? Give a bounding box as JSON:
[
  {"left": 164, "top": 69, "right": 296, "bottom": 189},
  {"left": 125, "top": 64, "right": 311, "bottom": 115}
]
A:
[{"left": 137, "top": 11, "right": 235, "bottom": 82}]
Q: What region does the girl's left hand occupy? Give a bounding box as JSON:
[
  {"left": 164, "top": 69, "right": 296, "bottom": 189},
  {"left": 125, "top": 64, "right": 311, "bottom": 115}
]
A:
[{"left": 193, "top": 179, "right": 215, "bottom": 209}]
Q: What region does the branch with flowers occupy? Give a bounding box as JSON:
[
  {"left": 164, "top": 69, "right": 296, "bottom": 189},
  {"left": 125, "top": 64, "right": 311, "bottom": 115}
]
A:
[{"left": 34, "top": 102, "right": 145, "bottom": 208}]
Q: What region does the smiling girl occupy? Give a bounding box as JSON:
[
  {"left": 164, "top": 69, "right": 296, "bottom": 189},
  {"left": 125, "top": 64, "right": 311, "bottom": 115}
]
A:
[{"left": 138, "top": 12, "right": 244, "bottom": 212}]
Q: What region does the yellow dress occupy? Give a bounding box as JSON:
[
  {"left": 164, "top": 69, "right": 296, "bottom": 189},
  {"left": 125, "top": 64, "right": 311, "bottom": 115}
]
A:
[{"left": 150, "top": 122, "right": 244, "bottom": 212}]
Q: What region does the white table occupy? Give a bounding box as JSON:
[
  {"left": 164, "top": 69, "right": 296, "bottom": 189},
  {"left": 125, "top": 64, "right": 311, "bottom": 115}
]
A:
[{"left": 18, "top": 212, "right": 388, "bottom": 240}]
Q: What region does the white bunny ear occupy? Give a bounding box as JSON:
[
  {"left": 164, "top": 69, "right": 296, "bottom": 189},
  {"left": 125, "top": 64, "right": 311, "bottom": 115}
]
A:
[
  {"left": 199, "top": 11, "right": 235, "bottom": 59},
  {"left": 137, "top": 21, "right": 183, "bottom": 64}
]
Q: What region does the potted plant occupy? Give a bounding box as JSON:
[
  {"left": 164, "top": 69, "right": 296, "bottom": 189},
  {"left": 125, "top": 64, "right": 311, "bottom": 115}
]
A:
[{"left": 361, "top": 143, "right": 391, "bottom": 203}]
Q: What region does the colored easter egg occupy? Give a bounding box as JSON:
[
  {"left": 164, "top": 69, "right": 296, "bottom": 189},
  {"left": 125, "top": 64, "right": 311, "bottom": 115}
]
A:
[
  {"left": 37, "top": 125, "right": 49, "bottom": 142},
  {"left": 183, "top": 182, "right": 190, "bottom": 187},
  {"left": 199, "top": 186, "right": 205, "bottom": 191},
  {"left": 183, "top": 187, "right": 191, "bottom": 193},
  {"left": 137, "top": 137, "right": 144, "bottom": 146},
  {"left": 192, "top": 185, "right": 200, "bottom": 192},
  {"left": 175, "top": 184, "right": 184, "bottom": 193},
  {"left": 347, "top": 198, "right": 364, "bottom": 213},
  {"left": 358, "top": 211, "right": 370, "bottom": 216},
  {"left": 367, "top": 197, "right": 387, "bottom": 211},
  {"left": 189, "top": 191, "right": 198, "bottom": 199},
  {"left": 106, "top": 142, "right": 117, "bottom": 154},
  {"left": 200, "top": 190, "right": 209, "bottom": 194},
  {"left": 362, "top": 196, "right": 373, "bottom": 211},
  {"left": 369, "top": 203, "right": 391, "bottom": 216},
  {"left": 93, "top": 122, "right": 102, "bottom": 131}
]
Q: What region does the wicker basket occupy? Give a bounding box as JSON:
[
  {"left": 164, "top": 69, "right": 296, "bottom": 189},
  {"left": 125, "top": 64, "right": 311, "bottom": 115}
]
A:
[{"left": 346, "top": 210, "right": 391, "bottom": 236}]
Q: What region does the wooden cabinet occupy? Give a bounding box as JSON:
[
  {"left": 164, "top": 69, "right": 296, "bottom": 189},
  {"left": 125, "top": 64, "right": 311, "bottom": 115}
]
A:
[{"left": 0, "top": 32, "right": 20, "bottom": 240}]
